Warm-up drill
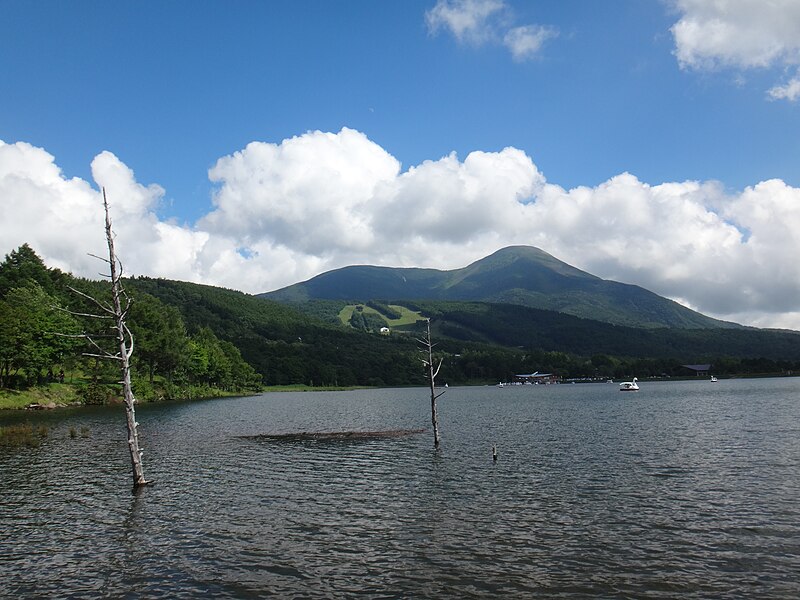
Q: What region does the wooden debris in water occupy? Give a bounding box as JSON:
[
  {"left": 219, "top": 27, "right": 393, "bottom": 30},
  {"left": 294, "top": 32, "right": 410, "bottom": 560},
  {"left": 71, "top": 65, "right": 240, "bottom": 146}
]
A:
[{"left": 241, "top": 429, "right": 425, "bottom": 442}]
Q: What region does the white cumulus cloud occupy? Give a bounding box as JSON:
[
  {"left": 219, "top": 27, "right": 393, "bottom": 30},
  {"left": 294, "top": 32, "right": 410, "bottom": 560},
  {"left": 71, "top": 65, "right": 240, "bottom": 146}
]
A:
[
  {"left": 768, "top": 76, "right": 800, "bottom": 101},
  {"left": 503, "top": 25, "right": 558, "bottom": 62},
  {"left": 203, "top": 128, "right": 400, "bottom": 256},
  {"left": 426, "top": 0, "right": 557, "bottom": 61},
  {"left": 0, "top": 140, "right": 209, "bottom": 283},
  {"left": 670, "top": 0, "right": 800, "bottom": 100},
  {"left": 425, "top": 0, "right": 505, "bottom": 44},
  {"left": 3, "top": 130, "right": 800, "bottom": 330}
]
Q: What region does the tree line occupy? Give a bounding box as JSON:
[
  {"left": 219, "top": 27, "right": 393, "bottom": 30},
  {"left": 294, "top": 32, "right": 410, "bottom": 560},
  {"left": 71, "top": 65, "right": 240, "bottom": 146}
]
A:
[
  {"left": 3, "top": 244, "right": 800, "bottom": 403},
  {"left": 0, "top": 244, "right": 260, "bottom": 400}
]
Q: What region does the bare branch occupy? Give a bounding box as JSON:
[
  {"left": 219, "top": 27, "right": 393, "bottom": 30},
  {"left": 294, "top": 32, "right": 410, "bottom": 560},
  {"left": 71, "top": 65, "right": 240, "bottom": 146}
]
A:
[
  {"left": 83, "top": 334, "right": 111, "bottom": 356},
  {"left": 432, "top": 358, "right": 443, "bottom": 379},
  {"left": 51, "top": 332, "right": 91, "bottom": 339},
  {"left": 82, "top": 352, "right": 123, "bottom": 361},
  {"left": 66, "top": 285, "right": 115, "bottom": 315},
  {"left": 123, "top": 321, "right": 135, "bottom": 360},
  {"left": 54, "top": 306, "right": 112, "bottom": 320},
  {"left": 87, "top": 252, "right": 112, "bottom": 265}
]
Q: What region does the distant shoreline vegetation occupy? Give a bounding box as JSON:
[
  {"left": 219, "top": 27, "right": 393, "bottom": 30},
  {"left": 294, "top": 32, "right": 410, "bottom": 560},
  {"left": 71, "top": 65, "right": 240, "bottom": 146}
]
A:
[
  {"left": 3, "top": 244, "right": 800, "bottom": 412},
  {"left": 5, "top": 373, "right": 800, "bottom": 413}
]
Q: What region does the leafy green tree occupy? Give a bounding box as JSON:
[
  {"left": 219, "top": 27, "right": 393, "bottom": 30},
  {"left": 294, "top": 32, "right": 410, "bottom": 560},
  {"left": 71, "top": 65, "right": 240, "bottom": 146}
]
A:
[
  {"left": 186, "top": 335, "right": 211, "bottom": 384},
  {"left": 0, "top": 298, "right": 26, "bottom": 387},
  {"left": 219, "top": 340, "right": 261, "bottom": 390},
  {"left": 184, "top": 326, "right": 256, "bottom": 389},
  {"left": 129, "top": 294, "right": 189, "bottom": 383},
  {"left": 0, "top": 283, "right": 80, "bottom": 387},
  {"left": 349, "top": 311, "right": 367, "bottom": 330},
  {"left": 156, "top": 306, "right": 190, "bottom": 382},
  {"left": 0, "top": 244, "right": 66, "bottom": 298}
]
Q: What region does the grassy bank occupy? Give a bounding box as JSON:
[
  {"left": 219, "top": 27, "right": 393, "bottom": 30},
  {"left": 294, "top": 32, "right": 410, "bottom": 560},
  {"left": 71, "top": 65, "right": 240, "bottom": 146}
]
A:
[
  {"left": 0, "top": 381, "right": 260, "bottom": 410},
  {"left": 0, "top": 382, "right": 369, "bottom": 411},
  {"left": 0, "top": 385, "right": 82, "bottom": 410}
]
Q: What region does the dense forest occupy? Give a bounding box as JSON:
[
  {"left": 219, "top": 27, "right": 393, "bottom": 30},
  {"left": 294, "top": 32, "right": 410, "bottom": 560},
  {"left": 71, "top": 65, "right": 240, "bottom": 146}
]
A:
[
  {"left": 0, "top": 245, "right": 260, "bottom": 404},
  {"left": 2, "top": 244, "right": 800, "bottom": 409}
]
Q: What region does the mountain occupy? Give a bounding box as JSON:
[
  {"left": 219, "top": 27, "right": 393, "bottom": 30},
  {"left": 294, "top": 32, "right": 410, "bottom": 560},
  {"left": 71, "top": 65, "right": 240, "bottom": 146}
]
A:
[
  {"left": 5, "top": 243, "right": 799, "bottom": 394},
  {"left": 261, "top": 246, "right": 739, "bottom": 329},
  {"left": 132, "top": 278, "right": 800, "bottom": 384}
]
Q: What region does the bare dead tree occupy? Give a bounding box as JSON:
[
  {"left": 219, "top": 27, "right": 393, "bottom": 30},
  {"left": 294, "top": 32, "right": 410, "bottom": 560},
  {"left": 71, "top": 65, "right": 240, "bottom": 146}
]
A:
[
  {"left": 66, "top": 188, "right": 149, "bottom": 487},
  {"left": 418, "top": 318, "right": 444, "bottom": 449}
]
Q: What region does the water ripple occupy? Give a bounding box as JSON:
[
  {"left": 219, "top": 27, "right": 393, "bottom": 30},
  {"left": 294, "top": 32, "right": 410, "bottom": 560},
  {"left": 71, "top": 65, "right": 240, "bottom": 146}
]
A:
[{"left": 2, "top": 381, "right": 800, "bottom": 597}]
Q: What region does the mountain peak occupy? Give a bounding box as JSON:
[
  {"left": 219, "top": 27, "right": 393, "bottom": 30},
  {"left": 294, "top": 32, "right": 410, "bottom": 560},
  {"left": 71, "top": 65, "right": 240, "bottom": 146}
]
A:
[
  {"left": 458, "top": 246, "right": 599, "bottom": 282},
  {"left": 262, "top": 246, "right": 736, "bottom": 329}
]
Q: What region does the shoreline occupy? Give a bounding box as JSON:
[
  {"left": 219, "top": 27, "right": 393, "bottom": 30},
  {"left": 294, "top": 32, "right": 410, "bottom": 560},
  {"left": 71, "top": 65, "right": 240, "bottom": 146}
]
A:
[
  {"left": 0, "top": 383, "right": 373, "bottom": 411},
  {"left": 3, "top": 373, "right": 797, "bottom": 411}
]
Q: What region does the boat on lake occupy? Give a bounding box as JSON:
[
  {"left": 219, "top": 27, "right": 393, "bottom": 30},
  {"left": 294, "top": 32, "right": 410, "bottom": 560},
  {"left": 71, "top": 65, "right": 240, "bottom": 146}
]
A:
[
  {"left": 619, "top": 377, "right": 639, "bottom": 391},
  {"left": 710, "top": 375, "right": 718, "bottom": 382}
]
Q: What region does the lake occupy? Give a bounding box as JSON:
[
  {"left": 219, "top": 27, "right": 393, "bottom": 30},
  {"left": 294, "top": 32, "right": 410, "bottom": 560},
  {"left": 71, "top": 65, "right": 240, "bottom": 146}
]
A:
[{"left": 2, "top": 378, "right": 800, "bottom": 598}]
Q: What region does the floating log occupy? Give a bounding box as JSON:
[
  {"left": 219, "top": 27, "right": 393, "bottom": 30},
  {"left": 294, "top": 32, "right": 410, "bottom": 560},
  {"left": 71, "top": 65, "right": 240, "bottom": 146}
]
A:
[{"left": 241, "top": 429, "right": 425, "bottom": 442}]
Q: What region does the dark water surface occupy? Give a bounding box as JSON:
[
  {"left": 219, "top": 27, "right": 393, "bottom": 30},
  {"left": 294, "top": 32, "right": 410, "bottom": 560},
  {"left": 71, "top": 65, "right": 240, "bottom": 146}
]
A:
[{"left": 2, "top": 378, "right": 800, "bottom": 598}]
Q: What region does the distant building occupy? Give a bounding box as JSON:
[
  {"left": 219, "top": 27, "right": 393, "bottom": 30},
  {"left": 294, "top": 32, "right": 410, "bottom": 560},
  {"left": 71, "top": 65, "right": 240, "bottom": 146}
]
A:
[
  {"left": 681, "top": 364, "right": 712, "bottom": 376},
  {"left": 514, "top": 372, "right": 560, "bottom": 384}
]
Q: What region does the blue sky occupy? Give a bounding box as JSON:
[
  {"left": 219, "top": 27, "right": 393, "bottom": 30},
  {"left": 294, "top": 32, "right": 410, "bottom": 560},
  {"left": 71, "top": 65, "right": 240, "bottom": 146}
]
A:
[{"left": 2, "top": 1, "right": 800, "bottom": 329}]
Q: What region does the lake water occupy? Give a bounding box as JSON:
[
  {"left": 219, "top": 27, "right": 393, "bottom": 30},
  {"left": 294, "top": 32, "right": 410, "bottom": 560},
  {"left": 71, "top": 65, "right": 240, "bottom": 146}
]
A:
[{"left": 2, "top": 378, "right": 800, "bottom": 598}]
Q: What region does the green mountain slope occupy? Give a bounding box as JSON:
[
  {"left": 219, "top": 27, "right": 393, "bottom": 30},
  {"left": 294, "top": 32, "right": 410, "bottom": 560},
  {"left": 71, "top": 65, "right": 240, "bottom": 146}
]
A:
[
  {"left": 266, "top": 265, "right": 445, "bottom": 303},
  {"left": 126, "top": 277, "right": 424, "bottom": 387},
  {"left": 262, "top": 246, "right": 738, "bottom": 329},
  {"left": 126, "top": 279, "right": 800, "bottom": 380},
  {"left": 402, "top": 300, "right": 800, "bottom": 361},
  {"left": 5, "top": 244, "right": 799, "bottom": 395}
]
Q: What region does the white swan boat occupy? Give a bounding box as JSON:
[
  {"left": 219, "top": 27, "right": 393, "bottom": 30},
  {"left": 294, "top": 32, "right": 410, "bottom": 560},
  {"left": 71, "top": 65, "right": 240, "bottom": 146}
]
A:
[{"left": 619, "top": 377, "right": 639, "bottom": 391}]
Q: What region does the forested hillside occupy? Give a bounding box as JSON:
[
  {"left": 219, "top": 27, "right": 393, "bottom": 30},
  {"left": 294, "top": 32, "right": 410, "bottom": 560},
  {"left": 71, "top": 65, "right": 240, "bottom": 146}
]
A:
[
  {"left": 0, "top": 245, "right": 260, "bottom": 403},
  {"left": 403, "top": 301, "right": 800, "bottom": 361},
  {"left": 263, "top": 246, "right": 739, "bottom": 329},
  {"left": 279, "top": 297, "right": 800, "bottom": 376},
  {"left": 126, "top": 277, "right": 423, "bottom": 387},
  {"left": 3, "top": 244, "right": 800, "bottom": 409}
]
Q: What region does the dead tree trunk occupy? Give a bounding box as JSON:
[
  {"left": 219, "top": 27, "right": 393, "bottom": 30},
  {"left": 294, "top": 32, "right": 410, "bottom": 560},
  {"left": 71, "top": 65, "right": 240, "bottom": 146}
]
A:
[
  {"left": 419, "top": 318, "right": 444, "bottom": 449},
  {"left": 102, "top": 190, "right": 149, "bottom": 487},
  {"left": 65, "top": 189, "right": 149, "bottom": 487}
]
